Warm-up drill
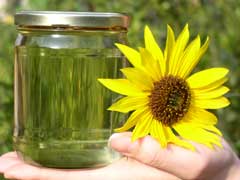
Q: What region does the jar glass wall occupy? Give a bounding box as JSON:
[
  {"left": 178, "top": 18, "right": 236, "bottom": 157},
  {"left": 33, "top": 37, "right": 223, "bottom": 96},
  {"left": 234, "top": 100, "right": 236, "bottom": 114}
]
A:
[{"left": 13, "top": 11, "right": 129, "bottom": 168}]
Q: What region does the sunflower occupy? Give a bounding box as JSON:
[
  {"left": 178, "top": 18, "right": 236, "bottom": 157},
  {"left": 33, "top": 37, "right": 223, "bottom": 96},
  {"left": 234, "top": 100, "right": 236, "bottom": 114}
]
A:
[{"left": 98, "top": 24, "right": 230, "bottom": 150}]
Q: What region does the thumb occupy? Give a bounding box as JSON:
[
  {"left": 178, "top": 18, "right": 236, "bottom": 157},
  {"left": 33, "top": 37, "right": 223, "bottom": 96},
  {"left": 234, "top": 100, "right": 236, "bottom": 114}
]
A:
[
  {"left": 109, "top": 132, "right": 170, "bottom": 168},
  {"left": 109, "top": 132, "right": 211, "bottom": 180}
]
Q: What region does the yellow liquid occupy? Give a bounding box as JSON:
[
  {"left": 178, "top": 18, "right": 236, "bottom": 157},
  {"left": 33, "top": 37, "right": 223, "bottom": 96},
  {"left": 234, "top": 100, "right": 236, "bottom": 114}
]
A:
[{"left": 14, "top": 47, "right": 125, "bottom": 168}]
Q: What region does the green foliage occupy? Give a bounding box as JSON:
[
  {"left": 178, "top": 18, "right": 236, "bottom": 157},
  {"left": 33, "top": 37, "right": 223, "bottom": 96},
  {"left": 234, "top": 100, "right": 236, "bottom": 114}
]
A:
[
  {"left": 0, "top": 23, "right": 14, "bottom": 154},
  {"left": 0, "top": 0, "right": 240, "bottom": 156}
]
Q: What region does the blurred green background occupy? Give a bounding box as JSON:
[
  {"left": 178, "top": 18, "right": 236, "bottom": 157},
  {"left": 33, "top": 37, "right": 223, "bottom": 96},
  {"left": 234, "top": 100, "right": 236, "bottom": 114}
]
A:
[{"left": 0, "top": 0, "right": 239, "bottom": 161}]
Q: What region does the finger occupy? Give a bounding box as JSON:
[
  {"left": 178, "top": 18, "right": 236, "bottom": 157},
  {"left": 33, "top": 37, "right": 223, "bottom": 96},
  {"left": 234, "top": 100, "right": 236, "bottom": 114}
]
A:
[
  {"left": 0, "top": 152, "right": 18, "bottom": 158},
  {"left": 4, "top": 157, "right": 180, "bottom": 180},
  {"left": 0, "top": 152, "right": 22, "bottom": 173},
  {"left": 98, "top": 157, "right": 180, "bottom": 180},
  {"left": 4, "top": 162, "right": 70, "bottom": 180},
  {"left": 109, "top": 132, "right": 231, "bottom": 180},
  {"left": 108, "top": 132, "right": 132, "bottom": 152}
]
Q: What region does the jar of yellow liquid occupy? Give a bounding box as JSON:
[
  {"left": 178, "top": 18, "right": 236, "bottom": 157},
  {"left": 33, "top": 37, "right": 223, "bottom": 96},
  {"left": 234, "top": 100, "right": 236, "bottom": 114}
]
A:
[{"left": 13, "top": 11, "right": 129, "bottom": 168}]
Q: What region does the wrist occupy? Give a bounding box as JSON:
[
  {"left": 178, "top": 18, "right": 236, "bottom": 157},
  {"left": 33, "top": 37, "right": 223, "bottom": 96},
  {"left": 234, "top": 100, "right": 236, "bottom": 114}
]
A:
[
  {"left": 226, "top": 158, "right": 240, "bottom": 180},
  {"left": 213, "top": 155, "right": 240, "bottom": 180}
]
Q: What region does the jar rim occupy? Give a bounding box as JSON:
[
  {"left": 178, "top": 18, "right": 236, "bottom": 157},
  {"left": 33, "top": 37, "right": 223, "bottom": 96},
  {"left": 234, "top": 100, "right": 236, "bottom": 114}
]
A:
[{"left": 14, "top": 11, "right": 130, "bottom": 29}]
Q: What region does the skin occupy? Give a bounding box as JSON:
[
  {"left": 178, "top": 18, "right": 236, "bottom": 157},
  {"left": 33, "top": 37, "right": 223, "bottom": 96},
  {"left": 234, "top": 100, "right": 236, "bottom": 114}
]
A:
[
  {"left": 110, "top": 132, "right": 240, "bottom": 180},
  {"left": 0, "top": 153, "right": 179, "bottom": 180},
  {"left": 0, "top": 132, "right": 240, "bottom": 180}
]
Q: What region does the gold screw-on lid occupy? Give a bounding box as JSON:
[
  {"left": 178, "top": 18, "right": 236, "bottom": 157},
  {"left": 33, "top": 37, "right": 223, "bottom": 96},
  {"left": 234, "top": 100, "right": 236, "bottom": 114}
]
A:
[{"left": 14, "top": 11, "right": 129, "bottom": 28}]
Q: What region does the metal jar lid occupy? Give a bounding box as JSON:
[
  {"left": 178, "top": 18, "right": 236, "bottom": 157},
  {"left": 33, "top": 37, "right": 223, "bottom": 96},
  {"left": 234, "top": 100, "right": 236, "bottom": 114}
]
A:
[{"left": 14, "top": 11, "right": 129, "bottom": 29}]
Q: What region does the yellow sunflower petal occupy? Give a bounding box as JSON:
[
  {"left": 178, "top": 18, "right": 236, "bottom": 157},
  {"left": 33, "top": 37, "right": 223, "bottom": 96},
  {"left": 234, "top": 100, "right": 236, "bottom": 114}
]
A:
[
  {"left": 164, "top": 24, "right": 175, "bottom": 64},
  {"left": 182, "top": 106, "right": 218, "bottom": 125},
  {"left": 193, "top": 86, "right": 230, "bottom": 99},
  {"left": 150, "top": 120, "right": 167, "bottom": 147},
  {"left": 177, "top": 35, "right": 201, "bottom": 77},
  {"left": 115, "top": 107, "right": 149, "bottom": 132},
  {"left": 168, "top": 24, "right": 189, "bottom": 75},
  {"left": 163, "top": 127, "right": 195, "bottom": 151},
  {"left": 98, "top": 79, "right": 144, "bottom": 96},
  {"left": 115, "top": 43, "right": 142, "bottom": 68},
  {"left": 108, "top": 96, "right": 148, "bottom": 113},
  {"left": 179, "top": 110, "right": 222, "bottom": 136},
  {"left": 120, "top": 67, "right": 153, "bottom": 91},
  {"left": 202, "top": 125, "right": 222, "bottom": 136},
  {"left": 173, "top": 123, "right": 221, "bottom": 149},
  {"left": 187, "top": 68, "right": 229, "bottom": 89},
  {"left": 181, "top": 37, "right": 210, "bottom": 78},
  {"left": 144, "top": 25, "right": 166, "bottom": 75},
  {"left": 194, "top": 97, "right": 230, "bottom": 109},
  {"left": 132, "top": 110, "right": 153, "bottom": 141},
  {"left": 194, "top": 77, "right": 228, "bottom": 92},
  {"left": 181, "top": 121, "right": 222, "bottom": 137},
  {"left": 139, "top": 48, "right": 161, "bottom": 81}
]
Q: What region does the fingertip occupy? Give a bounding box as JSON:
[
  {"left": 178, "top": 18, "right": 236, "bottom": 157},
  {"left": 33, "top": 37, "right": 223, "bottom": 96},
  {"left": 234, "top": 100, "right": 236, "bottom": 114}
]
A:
[
  {"left": 3, "top": 163, "right": 24, "bottom": 179},
  {"left": 4, "top": 162, "right": 42, "bottom": 180},
  {"left": 4, "top": 169, "right": 15, "bottom": 179},
  {"left": 0, "top": 154, "right": 22, "bottom": 173},
  {"left": 109, "top": 132, "right": 132, "bottom": 153},
  {"left": 109, "top": 132, "right": 132, "bottom": 142}
]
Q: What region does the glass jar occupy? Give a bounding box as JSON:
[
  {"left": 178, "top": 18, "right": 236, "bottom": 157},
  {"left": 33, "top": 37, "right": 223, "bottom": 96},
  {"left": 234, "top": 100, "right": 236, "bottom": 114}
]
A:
[{"left": 13, "top": 11, "right": 129, "bottom": 168}]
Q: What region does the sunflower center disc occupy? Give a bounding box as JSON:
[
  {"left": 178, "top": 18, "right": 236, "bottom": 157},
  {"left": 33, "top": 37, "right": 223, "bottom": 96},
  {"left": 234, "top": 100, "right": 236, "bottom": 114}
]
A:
[{"left": 149, "top": 75, "right": 191, "bottom": 126}]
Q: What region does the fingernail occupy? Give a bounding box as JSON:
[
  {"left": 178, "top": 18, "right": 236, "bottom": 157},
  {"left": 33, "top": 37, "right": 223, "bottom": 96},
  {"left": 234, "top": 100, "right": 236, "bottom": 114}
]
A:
[
  {"left": 109, "top": 133, "right": 123, "bottom": 142},
  {"left": 109, "top": 133, "right": 132, "bottom": 154},
  {"left": 108, "top": 133, "right": 121, "bottom": 147}
]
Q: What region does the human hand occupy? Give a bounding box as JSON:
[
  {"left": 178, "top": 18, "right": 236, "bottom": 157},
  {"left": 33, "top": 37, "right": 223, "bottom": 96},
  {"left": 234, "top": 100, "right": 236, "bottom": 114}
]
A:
[
  {"left": 0, "top": 151, "right": 179, "bottom": 180},
  {"left": 1, "top": 132, "right": 240, "bottom": 180},
  {"left": 110, "top": 132, "right": 240, "bottom": 180}
]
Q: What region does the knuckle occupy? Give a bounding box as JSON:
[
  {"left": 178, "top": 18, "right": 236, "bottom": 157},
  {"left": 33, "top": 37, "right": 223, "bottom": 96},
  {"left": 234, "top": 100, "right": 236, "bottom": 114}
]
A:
[
  {"left": 147, "top": 151, "right": 166, "bottom": 168},
  {"left": 186, "top": 156, "right": 209, "bottom": 180}
]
